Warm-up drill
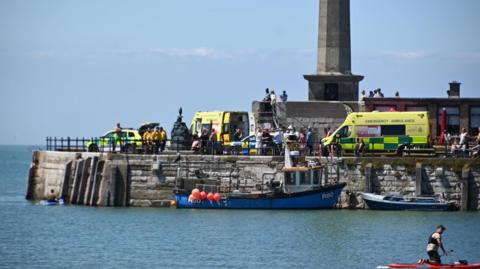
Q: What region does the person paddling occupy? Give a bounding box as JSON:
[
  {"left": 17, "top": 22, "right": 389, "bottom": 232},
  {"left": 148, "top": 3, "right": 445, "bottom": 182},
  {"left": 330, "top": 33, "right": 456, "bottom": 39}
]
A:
[
  {"left": 419, "top": 225, "right": 447, "bottom": 265},
  {"left": 46, "top": 189, "right": 58, "bottom": 203}
]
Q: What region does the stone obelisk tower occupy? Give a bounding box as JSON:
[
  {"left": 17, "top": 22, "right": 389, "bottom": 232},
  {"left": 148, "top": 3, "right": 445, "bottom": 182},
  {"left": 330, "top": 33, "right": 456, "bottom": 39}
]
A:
[{"left": 304, "top": 0, "right": 363, "bottom": 101}]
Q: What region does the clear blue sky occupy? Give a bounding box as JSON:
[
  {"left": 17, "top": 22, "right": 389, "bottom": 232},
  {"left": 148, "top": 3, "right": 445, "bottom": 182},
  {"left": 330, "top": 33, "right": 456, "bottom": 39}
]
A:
[{"left": 1, "top": 0, "right": 479, "bottom": 145}]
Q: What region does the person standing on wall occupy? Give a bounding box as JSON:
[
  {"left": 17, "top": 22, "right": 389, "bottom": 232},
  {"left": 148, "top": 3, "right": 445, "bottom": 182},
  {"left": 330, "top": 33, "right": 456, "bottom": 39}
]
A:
[
  {"left": 142, "top": 127, "right": 154, "bottom": 154},
  {"left": 113, "top": 122, "right": 123, "bottom": 152},
  {"left": 270, "top": 90, "right": 277, "bottom": 114},
  {"left": 152, "top": 127, "right": 161, "bottom": 154},
  {"left": 255, "top": 127, "right": 263, "bottom": 156},
  {"left": 280, "top": 90, "right": 288, "bottom": 103},
  {"left": 306, "top": 127, "right": 314, "bottom": 156},
  {"left": 159, "top": 126, "right": 167, "bottom": 152},
  {"left": 273, "top": 128, "right": 284, "bottom": 156}
]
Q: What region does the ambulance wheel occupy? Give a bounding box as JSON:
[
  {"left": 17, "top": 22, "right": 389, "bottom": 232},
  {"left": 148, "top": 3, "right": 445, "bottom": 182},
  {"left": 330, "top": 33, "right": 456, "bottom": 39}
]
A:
[
  {"left": 125, "top": 144, "right": 136, "bottom": 154},
  {"left": 88, "top": 144, "right": 99, "bottom": 152}
]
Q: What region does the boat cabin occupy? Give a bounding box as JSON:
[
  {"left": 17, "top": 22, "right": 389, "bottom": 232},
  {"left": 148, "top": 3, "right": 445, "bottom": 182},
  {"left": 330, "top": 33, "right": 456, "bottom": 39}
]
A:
[{"left": 283, "top": 166, "right": 323, "bottom": 193}]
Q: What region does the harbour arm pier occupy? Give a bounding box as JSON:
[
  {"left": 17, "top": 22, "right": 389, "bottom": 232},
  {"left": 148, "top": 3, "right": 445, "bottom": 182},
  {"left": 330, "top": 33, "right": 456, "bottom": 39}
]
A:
[{"left": 26, "top": 150, "right": 480, "bottom": 211}]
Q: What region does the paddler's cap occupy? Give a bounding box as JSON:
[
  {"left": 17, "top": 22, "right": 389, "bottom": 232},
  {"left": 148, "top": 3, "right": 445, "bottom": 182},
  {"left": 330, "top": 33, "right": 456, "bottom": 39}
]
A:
[{"left": 437, "top": 225, "right": 446, "bottom": 230}]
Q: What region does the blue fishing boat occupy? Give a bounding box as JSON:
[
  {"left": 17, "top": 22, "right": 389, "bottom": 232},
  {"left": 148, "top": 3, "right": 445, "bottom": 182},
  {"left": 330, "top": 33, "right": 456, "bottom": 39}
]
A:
[
  {"left": 175, "top": 180, "right": 346, "bottom": 209},
  {"left": 361, "top": 193, "right": 455, "bottom": 211}
]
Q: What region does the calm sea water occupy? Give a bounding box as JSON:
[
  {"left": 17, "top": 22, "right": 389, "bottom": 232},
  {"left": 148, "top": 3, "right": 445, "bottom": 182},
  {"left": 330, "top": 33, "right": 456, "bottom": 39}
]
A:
[{"left": 0, "top": 146, "right": 479, "bottom": 269}]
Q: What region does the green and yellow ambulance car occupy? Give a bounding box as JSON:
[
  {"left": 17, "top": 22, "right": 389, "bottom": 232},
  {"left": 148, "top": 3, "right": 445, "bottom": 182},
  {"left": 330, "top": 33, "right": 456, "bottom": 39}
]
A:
[
  {"left": 86, "top": 128, "right": 143, "bottom": 153},
  {"left": 321, "top": 111, "right": 430, "bottom": 155}
]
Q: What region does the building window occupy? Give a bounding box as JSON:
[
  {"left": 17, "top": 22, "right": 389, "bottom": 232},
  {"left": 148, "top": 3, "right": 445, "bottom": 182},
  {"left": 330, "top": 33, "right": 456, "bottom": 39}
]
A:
[
  {"left": 437, "top": 106, "right": 460, "bottom": 136},
  {"left": 470, "top": 106, "right": 480, "bottom": 136},
  {"left": 406, "top": 106, "right": 428, "bottom": 112},
  {"left": 324, "top": 83, "right": 339, "bottom": 100},
  {"left": 374, "top": 105, "right": 396, "bottom": 112}
]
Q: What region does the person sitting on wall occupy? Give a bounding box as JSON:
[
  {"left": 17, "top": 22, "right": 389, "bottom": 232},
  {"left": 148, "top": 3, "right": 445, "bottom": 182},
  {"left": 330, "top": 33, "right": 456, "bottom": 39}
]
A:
[
  {"left": 450, "top": 138, "right": 461, "bottom": 156},
  {"left": 459, "top": 128, "right": 469, "bottom": 150},
  {"left": 46, "top": 189, "right": 58, "bottom": 203},
  {"left": 360, "top": 90, "right": 366, "bottom": 101},
  {"left": 191, "top": 135, "right": 201, "bottom": 153}
]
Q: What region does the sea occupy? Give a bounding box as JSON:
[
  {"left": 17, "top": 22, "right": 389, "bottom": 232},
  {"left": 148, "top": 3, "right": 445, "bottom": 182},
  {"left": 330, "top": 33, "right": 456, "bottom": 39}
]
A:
[{"left": 0, "top": 145, "right": 479, "bottom": 269}]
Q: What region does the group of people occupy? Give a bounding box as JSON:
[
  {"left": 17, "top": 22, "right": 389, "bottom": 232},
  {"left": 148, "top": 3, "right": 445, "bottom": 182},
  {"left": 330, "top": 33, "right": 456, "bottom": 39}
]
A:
[
  {"left": 191, "top": 128, "right": 222, "bottom": 154},
  {"left": 142, "top": 126, "right": 168, "bottom": 154},
  {"left": 255, "top": 125, "right": 315, "bottom": 156},
  {"left": 360, "top": 88, "right": 401, "bottom": 101},
  {"left": 262, "top": 88, "right": 288, "bottom": 113},
  {"left": 447, "top": 127, "right": 480, "bottom": 157},
  {"left": 263, "top": 88, "right": 288, "bottom": 104}
]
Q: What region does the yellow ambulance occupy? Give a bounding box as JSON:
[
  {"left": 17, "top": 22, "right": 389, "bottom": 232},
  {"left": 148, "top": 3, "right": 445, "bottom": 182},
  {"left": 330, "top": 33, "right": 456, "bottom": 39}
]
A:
[
  {"left": 322, "top": 111, "right": 430, "bottom": 155},
  {"left": 191, "top": 111, "right": 256, "bottom": 143}
]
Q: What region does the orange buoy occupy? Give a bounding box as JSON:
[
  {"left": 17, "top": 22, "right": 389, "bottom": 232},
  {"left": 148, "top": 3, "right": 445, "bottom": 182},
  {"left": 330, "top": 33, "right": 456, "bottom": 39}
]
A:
[
  {"left": 207, "top": 192, "right": 214, "bottom": 201},
  {"left": 200, "top": 191, "right": 207, "bottom": 200},
  {"left": 213, "top": 193, "right": 221, "bottom": 201}
]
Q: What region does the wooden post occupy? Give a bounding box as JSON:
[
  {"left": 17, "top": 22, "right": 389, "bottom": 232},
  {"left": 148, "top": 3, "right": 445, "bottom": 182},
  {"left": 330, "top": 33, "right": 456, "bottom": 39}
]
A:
[
  {"left": 364, "top": 163, "right": 372, "bottom": 193},
  {"left": 460, "top": 167, "right": 471, "bottom": 211},
  {"left": 415, "top": 162, "right": 423, "bottom": 196}
]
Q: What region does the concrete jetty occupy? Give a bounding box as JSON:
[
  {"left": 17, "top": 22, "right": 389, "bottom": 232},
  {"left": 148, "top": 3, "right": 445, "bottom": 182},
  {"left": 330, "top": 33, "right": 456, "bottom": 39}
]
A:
[{"left": 26, "top": 151, "right": 480, "bottom": 210}]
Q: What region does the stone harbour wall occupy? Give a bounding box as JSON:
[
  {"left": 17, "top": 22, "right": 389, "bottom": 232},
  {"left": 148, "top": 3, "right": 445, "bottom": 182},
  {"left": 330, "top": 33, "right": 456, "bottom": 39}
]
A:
[{"left": 25, "top": 151, "right": 480, "bottom": 210}]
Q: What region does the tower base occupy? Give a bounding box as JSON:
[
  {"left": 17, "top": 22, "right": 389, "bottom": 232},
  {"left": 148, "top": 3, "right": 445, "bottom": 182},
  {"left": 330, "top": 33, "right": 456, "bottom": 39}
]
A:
[{"left": 304, "top": 73, "right": 363, "bottom": 101}]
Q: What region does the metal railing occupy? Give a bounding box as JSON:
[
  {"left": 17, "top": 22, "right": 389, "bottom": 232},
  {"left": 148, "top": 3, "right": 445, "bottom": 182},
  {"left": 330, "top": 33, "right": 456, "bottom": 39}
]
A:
[{"left": 45, "top": 135, "right": 479, "bottom": 158}]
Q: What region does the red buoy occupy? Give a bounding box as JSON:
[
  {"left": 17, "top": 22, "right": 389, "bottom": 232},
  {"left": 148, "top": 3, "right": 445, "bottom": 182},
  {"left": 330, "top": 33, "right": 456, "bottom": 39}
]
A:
[
  {"left": 207, "top": 192, "right": 214, "bottom": 201},
  {"left": 200, "top": 191, "right": 207, "bottom": 200},
  {"left": 213, "top": 193, "right": 221, "bottom": 201},
  {"left": 191, "top": 188, "right": 200, "bottom": 199}
]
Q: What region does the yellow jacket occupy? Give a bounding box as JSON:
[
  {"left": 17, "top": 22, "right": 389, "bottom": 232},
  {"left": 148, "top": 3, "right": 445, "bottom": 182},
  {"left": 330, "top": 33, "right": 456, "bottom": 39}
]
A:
[
  {"left": 152, "top": 131, "right": 161, "bottom": 141},
  {"left": 143, "top": 131, "right": 153, "bottom": 142},
  {"left": 160, "top": 130, "right": 167, "bottom": 141}
]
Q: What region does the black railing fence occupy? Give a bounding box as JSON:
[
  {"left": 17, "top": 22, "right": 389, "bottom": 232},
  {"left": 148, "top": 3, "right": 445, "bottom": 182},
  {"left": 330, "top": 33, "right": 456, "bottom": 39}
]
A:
[{"left": 45, "top": 135, "right": 479, "bottom": 158}]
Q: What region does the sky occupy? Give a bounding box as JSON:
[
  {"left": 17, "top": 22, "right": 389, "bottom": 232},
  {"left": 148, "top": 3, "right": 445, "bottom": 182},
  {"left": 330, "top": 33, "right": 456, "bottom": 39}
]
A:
[{"left": 1, "top": 0, "right": 479, "bottom": 145}]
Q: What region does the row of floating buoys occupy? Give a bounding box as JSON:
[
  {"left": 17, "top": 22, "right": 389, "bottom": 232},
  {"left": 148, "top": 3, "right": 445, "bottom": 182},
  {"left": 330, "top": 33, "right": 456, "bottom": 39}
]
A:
[{"left": 189, "top": 188, "right": 221, "bottom": 202}]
